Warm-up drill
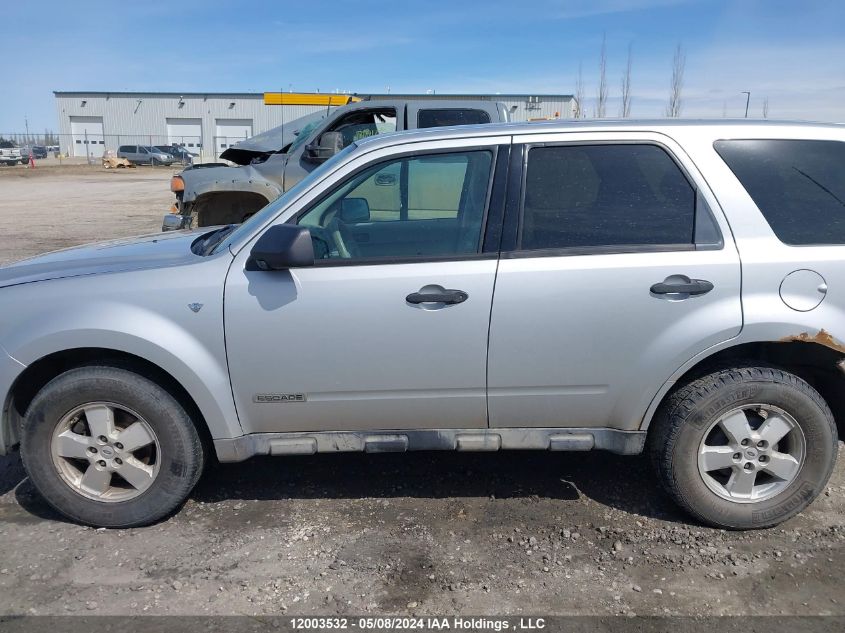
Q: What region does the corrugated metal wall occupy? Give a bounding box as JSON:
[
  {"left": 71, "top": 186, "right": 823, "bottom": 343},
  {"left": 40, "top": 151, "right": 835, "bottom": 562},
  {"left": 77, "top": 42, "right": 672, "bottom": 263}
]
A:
[
  {"left": 55, "top": 92, "right": 576, "bottom": 159},
  {"left": 54, "top": 92, "right": 330, "bottom": 159}
]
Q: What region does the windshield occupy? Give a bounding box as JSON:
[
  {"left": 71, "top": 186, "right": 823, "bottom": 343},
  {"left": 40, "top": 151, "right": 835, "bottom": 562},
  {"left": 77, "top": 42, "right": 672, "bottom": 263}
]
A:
[
  {"left": 288, "top": 119, "right": 323, "bottom": 153},
  {"left": 212, "top": 142, "right": 358, "bottom": 254}
]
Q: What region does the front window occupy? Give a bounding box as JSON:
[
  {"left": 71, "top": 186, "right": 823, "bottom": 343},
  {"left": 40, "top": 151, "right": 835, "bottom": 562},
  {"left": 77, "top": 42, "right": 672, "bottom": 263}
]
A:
[
  {"left": 296, "top": 149, "right": 493, "bottom": 261},
  {"left": 327, "top": 109, "right": 397, "bottom": 149}
]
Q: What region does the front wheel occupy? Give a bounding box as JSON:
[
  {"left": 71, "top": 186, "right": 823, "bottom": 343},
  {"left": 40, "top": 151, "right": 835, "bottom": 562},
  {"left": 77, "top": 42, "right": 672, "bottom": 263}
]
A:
[
  {"left": 20, "top": 366, "right": 204, "bottom": 527},
  {"left": 650, "top": 366, "right": 838, "bottom": 529}
]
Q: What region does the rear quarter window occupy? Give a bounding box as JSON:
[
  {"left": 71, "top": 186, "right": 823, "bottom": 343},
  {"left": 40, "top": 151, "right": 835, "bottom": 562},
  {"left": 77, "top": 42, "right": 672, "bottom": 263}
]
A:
[
  {"left": 418, "top": 109, "right": 491, "bottom": 128},
  {"left": 714, "top": 139, "right": 845, "bottom": 245}
]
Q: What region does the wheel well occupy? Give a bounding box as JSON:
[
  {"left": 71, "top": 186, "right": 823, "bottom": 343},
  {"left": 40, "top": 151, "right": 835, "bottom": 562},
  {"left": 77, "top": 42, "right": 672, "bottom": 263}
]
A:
[
  {"left": 5, "top": 348, "right": 214, "bottom": 458},
  {"left": 193, "top": 191, "right": 269, "bottom": 227},
  {"left": 656, "top": 341, "right": 845, "bottom": 437}
]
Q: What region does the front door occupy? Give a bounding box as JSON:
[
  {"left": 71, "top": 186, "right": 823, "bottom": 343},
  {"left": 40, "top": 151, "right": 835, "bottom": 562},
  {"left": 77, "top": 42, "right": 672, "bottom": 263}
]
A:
[
  {"left": 225, "top": 143, "right": 503, "bottom": 434},
  {"left": 487, "top": 134, "right": 743, "bottom": 431}
]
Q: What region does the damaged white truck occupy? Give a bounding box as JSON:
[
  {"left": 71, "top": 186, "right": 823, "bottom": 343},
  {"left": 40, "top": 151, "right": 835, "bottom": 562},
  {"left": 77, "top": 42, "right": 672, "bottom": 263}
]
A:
[{"left": 162, "top": 99, "right": 509, "bottom": 230}]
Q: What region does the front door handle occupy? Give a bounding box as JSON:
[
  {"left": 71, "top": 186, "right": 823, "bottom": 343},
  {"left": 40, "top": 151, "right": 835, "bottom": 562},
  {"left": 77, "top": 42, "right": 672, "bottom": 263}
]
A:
[
  {"left": 650, "top": 278, "right": 714, "bottom": 296},
  {"left": 406, "top": 289, "right": 468, "bottom": 305}
]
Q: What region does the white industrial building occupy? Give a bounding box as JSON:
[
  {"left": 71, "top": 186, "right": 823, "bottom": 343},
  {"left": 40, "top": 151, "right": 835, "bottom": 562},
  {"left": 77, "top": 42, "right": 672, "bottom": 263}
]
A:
[{"left": 54, "top": 91, "right": 576, "bottom": 160}]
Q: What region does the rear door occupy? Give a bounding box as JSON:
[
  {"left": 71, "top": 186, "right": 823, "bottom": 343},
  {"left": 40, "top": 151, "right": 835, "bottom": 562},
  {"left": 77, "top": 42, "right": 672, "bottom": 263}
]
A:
[{"left": 487, "top": 132, "right": 742, "bottom": 431}]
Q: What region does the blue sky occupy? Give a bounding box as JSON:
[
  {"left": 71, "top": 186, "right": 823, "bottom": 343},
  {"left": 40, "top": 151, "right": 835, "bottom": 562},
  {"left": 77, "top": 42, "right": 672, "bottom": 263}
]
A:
[{"left": 1, "top": 0, "right": 844, "bottom": 132}]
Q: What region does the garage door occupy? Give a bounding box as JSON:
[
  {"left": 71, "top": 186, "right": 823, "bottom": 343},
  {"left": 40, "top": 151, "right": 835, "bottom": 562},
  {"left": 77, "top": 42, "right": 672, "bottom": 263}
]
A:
[
  {"left": 166, "top": 118, "right": 203, "bottom": 158},
  {"left": 70, "top": 116, "right": 104, "bottom": 158},
  {"left": 215, "top": 119, "right": 253, "bottom": 156}
]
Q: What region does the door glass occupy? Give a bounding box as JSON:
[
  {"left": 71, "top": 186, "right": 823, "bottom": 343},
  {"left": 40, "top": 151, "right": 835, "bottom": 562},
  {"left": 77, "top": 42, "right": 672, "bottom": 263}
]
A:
[
  {"left": 521, "top": 144, "right": 696, "bottom": 250},
  {"left": 297, "top": 150, "right": 493, "bottom": 260},
  {"left": 328, "top": 109, "right": 397, "bottom": 147}
]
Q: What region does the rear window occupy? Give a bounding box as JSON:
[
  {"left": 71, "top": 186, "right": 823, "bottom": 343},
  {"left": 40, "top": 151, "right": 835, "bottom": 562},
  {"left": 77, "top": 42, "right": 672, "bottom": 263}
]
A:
[
  {"left": 418, "top": 109, "right": 491, "bottom": 128},
  {"left": 714, "top": 139, "right": 845, "bottom": 245}
]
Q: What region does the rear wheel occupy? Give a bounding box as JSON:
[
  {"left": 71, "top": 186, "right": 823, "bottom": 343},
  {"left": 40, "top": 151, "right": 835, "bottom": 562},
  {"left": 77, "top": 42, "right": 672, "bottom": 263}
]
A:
[
  {"left": 21, "top": 366, "right": 204, "bottom": 527},
  {"left": 650, "top": 365, "right": 837, "bottom": 529}
]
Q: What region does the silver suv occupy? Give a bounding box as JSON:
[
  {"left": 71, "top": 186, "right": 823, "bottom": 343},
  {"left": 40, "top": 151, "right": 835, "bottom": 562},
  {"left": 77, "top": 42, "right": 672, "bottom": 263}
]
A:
[
  {"left": 1, "top": 120, "right": 843, "bottom": 529},
  {"left": 117, "top": 145, "right": 174, "bottom": 166}
]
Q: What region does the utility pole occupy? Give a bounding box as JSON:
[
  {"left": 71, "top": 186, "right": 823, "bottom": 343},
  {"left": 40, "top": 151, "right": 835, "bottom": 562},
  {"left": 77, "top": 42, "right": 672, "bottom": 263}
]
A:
[
  {"left": 24, "top": 115, "right": 30, "bottom": 143},
  {"left": 741, "top": 91, "right": 751, "bottom": 118}
]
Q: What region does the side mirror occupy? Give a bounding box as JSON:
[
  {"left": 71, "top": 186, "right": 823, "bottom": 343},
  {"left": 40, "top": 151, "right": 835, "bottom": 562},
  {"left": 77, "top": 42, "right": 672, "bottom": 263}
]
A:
[
  {"left": 248, "top": 224, "right": 314, "bottom": 271},
  {"left": 304, "top": 131, "right": 343, "bottom": 164},
  {"left": 339, "top": 197, "right": 370, "bottom": 223}
]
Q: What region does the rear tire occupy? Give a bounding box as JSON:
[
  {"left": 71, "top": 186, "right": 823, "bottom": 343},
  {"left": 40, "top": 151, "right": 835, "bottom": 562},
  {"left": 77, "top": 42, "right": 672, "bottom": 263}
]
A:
[
  {"left": 649, "top": 365, "right": 837, "bottom": 529},
  {"left": 20, "top": 366, "right": 204, "bottom": 528}
]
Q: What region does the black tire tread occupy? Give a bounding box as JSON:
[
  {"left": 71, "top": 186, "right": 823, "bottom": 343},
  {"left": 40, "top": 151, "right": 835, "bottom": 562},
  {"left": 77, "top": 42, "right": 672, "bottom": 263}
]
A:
[
  {"left": 649, "top": 363, "right": 837, "bottom": 529},
  {"left": 20, "top": 365, "right": 205, "bottom": 528}
]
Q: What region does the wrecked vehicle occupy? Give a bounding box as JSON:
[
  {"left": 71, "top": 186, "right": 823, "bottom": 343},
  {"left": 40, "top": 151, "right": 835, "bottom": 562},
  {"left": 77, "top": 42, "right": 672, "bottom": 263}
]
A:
[
  {"left": 162, "top": 99, "right": 509, "bottom": 230},
  {"left": 2, "top": 120, "right": 844, "bottom": 529}
]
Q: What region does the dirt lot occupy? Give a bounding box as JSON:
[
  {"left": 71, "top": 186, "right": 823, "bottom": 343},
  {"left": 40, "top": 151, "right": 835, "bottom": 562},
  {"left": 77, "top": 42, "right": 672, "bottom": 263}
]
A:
[
  {"left": 0, "top": 164, "right": 175, "bottom": 266},
  {"left": 0, "top": 167, "right": 843, "bottom": 618}
]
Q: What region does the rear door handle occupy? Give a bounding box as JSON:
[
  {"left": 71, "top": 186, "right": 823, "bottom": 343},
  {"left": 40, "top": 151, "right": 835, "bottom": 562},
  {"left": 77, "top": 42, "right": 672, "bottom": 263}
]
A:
[
  {"left": 650, "top": 279, "right": 714, "bottom": 296},
  {"left": 406, "top": 289, "right": 468, "bottom": 305}
]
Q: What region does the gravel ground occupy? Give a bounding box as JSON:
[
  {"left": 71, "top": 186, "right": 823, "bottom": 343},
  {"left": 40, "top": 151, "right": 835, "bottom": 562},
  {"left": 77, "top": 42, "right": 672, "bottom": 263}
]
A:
[
  {"left": 0, "top": 167, "right": 843, "bottom": 618},
  {"left": 0, "top": 164, "right": 175, "bottom": 266}
]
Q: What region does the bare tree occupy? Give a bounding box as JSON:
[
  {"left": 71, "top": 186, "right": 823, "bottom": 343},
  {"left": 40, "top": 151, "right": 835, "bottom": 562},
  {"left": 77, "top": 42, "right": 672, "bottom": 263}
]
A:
[
  {"left": 574, "top": 62, "right": 585, "bottom": 119},
  {"left": 597, "top": 34, "right": 608, "bottom": 118},
  {"left": 666, "top": 43, "right": 686, "bottom": 118},
  {"left": 620, "top": 42, "right": 633, "bottom": 118},
  {"left": 762, "top": 97, "right": 769, "bottom": 119}
]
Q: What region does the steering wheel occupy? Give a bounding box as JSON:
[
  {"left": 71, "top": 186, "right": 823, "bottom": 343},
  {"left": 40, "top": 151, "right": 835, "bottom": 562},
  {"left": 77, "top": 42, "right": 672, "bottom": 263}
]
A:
[{"left": 327, "top": 217, "right": 361, "bottom": 259}]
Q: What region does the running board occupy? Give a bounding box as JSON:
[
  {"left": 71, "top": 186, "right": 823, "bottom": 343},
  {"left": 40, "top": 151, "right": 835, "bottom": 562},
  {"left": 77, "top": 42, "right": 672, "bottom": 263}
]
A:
[{"left": 214, "top": 428, "right": 646, "bottom": 463}]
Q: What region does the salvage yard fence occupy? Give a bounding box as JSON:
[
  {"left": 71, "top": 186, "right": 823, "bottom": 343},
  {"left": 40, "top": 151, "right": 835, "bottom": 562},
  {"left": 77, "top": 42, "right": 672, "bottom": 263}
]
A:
[{"left": 1, "top": 132, "right": 255, "bottom": 164}]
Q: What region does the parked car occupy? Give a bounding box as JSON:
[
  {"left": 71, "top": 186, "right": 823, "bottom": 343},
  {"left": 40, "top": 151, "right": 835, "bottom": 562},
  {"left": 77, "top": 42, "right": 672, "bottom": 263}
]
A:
[
  {"left": 117, "top": 145, "right": 174, "bottom": 166},
  {"left": 154, "top": 145, "right": 197, "bottom": 165},
  {"left": 20, "top": 146, "right": 48, "bottom": 160},
  {"left": 1, "top": 120, "right": 843, "bottom": 529},
  {"left": 163, "top": 99, "right": 509, "bottom": 230},
  {"left": 0, "top": 147, "right": 22, "bottom": 166}
]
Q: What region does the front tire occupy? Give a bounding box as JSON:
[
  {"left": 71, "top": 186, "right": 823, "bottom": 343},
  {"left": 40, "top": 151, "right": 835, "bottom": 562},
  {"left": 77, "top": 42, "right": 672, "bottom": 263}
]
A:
[
  {"left": 650, "top": 365, "right": 837, "bottom": 529},
  {"left": 21, "top": 366, "right": 204, "bottom": 528}
]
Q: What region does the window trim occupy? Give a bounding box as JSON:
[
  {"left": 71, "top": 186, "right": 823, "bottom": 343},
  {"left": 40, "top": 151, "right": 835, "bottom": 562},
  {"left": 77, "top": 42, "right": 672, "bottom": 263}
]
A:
[
  {"left": 504, "top": 140, "right": 723, "bottom": 258},
  {"left": 290, "top": 145, "right": 502, "bottom": 267}
]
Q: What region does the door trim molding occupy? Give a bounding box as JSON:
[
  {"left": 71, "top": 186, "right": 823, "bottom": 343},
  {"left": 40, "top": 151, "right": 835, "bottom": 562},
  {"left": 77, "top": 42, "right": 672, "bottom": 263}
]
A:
[{"left": 214, "top": 427, "right": 646, "bottom": 462}]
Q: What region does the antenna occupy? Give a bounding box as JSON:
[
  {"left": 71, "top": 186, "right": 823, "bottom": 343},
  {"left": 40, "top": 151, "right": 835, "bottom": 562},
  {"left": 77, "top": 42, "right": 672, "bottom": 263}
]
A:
[{"left": 280, "top": 85, "right": 285, "bottom": 151}]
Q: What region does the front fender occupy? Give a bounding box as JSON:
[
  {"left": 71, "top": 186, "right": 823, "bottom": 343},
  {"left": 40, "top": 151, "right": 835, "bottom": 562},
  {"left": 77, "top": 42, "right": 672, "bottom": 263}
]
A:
[
  {"left": 181, "top": 165, "right": 282, "bottom": 205},
  {"left": 0, "top": 258, "right": 242, "bottom": 444}
]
